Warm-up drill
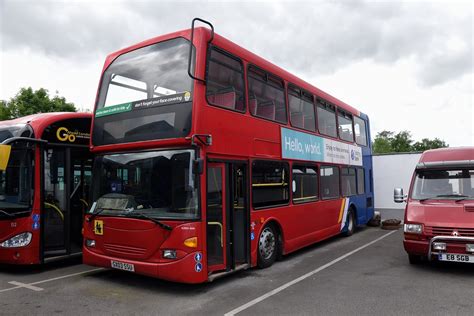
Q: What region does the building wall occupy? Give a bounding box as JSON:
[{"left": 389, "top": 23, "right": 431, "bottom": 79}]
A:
[{"left": 373, "top": 152, "right": 422, "bottom": 210}]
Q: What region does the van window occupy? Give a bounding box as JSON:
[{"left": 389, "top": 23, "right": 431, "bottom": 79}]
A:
[{"left": 412, "top": 169, "right": 474, "bottom": 200}]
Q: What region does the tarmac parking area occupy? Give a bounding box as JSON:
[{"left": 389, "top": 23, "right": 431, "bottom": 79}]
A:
[{"left": 1, "top": 227, "right": 474, "bottom": 315}]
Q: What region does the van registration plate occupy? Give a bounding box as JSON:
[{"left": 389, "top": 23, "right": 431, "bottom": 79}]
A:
[
  {"left": 111, "top": 260, "right": 135, "bottom": 272},
  {"left": 438, "top": 253, "right": 474, "bottom": 263}
]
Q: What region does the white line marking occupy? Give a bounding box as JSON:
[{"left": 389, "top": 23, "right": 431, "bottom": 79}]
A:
[
  {"left": 225, "top": 230, "right": 398, "bottom": 316},
  {"left": 8, "top": 281, "right": 43, "bottom": 291},
  {"left": 30, "top": 267, "right": 104, "bottom": 286},
  {"left": 0, "top": 267, "right": 104, "bottom": 293}
]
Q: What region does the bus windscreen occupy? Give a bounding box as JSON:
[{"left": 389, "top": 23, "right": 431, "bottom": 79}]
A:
[
  {"left": 93, "top": 38, "right": 195, "bottom": 146},
  {"left": 90, "top": 149, "right": 199, "bottom": 220},
  {"left": 0, "top": 144, "right": 34, "bottom": 218}
]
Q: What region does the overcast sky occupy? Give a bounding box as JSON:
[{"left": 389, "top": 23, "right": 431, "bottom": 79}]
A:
[{"left": 1, "top": 0, "right": 472, "bottom": 146}]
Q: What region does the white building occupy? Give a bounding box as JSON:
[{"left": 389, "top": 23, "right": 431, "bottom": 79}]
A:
[{"left": 373, "top": 152, "right": 422, "bottom": 219}]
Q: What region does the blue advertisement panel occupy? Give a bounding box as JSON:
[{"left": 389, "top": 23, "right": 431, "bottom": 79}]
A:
[
  {"left": 281, "top": 127, "right": 363, "bottom": 165},
  {"left": 281, "top": 128, "right": 324, "bottom": 161}
]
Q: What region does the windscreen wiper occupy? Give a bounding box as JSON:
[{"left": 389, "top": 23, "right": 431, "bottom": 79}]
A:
[
  {"left": 125, "top": 211, "right": 173, "bottom": 231},
  {"left": 86, "top": 208, "right": 107, "bottom": 222},
  {"left": 0, "top": 210, "right": 13, "bottom": 217},
  {"left": 0, "top": 209, "right": 31, "bottom": 217},
  {"left": 420, "top": 194, "right": 469, "bottom": 202},
  {"left": 455, "top": 195, "right": 473, "bottom": 203},
  {"left": 87, "top": 207, "right": 126, "bottom": 222},
  {"left": 419, "top": 196, "right": 437, "bottom": 202}
]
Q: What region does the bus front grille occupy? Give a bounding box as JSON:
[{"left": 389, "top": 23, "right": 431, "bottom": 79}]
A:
[{"left": 104, "top": 243, "right": 147, "bottom": 256}]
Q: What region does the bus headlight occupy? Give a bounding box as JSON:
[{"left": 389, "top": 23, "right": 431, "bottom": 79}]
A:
[
  {"left": 85, "top": 239, "right": 96, "bottom": 248},
  {"left": 0, "top": 232, "right": 32, "bottom": 248},
  {"left": 404, "top": 224, "right": 422, "bottom": 234},
  {"left": 163, "top": 250, "right": 177, "bottom": 259}
]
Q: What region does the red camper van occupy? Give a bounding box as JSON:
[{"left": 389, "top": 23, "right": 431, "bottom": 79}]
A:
[{"left": 395, "top": 147, "right": 474, "bottom": 264}]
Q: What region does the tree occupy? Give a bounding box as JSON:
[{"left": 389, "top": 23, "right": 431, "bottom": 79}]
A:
[
  {"left": 372, "top": 130, "right": 394, "bottom": 154},
  {"left": 372, "top": 130, "right": 448, "bottom": 154},
  {"left": 391, "top": 130, "right": 413, "bottom": 152},
  {"left": 412, "top": 138, "right": 448, "bottom": 151},
  {"left": 0, "top": 87, "right": 76, "bottom": 120}
]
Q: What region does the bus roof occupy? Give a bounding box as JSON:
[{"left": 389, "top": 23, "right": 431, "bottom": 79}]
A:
[
  {"left": 418, "top": 147, "right": 474, "bottom": 165},
  {"left": 101, "top": 27, "right": 361, "bottom": 116},
  {"left": 0, "top": 112, "right": 92, "bottom": 138}
]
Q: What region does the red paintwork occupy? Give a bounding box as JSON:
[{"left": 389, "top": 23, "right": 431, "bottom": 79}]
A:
[
  {"left": 83, "top": 218, "right": 208, "bottom": 283},
  {"left": 86, "top": 27, "right": 363, "bottom": 283},
  {"left": 0, "top": 112, "right": 92, "bottom": 264},
  {"left": 404, "top": 147, "right": 474, "bottom": 259},
  {"left": 418, "top": 147, "right": 474, "bottom": 163}
]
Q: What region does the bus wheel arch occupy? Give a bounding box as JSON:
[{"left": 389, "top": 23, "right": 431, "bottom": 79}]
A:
[{"left": 267, "top": 220, "right": 284, "bottom": 261}]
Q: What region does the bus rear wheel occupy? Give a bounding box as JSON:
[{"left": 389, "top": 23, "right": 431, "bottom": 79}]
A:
[
  {"left": 258, "top": 225, "right": 277, "bottom": 268},
  {"left": 342, "top": 208, "right": 356, "bottom": 237}
]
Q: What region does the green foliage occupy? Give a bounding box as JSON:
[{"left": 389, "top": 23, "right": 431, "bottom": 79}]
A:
[
  {"left": 412, "top": 138, "right": 448, "bottom": 151},
  {"left": 373, "top": 130, "right": 448, "bottom": 154},
  {"left": 372, "top": 131, "right": 394, "bottom": 154},
  {"left": 0, "top": 87, "right": 76, "bottom": 120}
]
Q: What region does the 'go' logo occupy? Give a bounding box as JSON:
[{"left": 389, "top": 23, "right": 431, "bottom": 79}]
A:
[{"left": 56, "top": 127, "right": 76, "bottom": 142}]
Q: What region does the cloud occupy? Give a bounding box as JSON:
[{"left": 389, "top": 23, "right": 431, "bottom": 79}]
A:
[
  {"left": 1, "top": 1, "right": 473, "bottom": 86},
  {"left": 1, "top": 0, "right": 472, "bottom": 87}
]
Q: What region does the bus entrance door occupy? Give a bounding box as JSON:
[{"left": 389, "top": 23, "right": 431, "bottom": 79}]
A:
[
  {"left": 206, "top": 162, "right": 249, "bottom": 274},
  {"left": 42, "top": 146, "right": 92, "bottom": 261}
]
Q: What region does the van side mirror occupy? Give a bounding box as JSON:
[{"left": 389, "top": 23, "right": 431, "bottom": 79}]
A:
[
  {"left": 0, "top": 144, "right": 12, "bottom": 171},
  {"left": 394, "top": 188, "right": 406, "bottom": 203}
]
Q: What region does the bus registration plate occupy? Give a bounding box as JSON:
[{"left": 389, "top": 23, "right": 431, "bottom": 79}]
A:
[
  {"left": 111, "top": 260, "right": 135, "bottom": 272},
  {"left": 438, "top": 253, "right": 474, "bottom": 263}
]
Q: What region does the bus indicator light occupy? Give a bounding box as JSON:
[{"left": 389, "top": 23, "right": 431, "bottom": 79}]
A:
[{"left": 184, "top": 237, "right": 198, "bottom": 248}]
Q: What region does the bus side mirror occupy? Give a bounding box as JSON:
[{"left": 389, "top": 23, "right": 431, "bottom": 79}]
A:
[
  {"left": 0, "top": 145, "right": 12, "bottom": 171},
  {"left": 394, "top": 188, "right": 406, "bottom": 203},
  {"left": 193, "top": 158, "right": 203, "bottom": 175}
]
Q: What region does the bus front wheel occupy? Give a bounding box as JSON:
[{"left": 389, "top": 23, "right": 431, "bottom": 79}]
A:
[{"left": 258, "top": 225, "right": 277, "bottom": 268}]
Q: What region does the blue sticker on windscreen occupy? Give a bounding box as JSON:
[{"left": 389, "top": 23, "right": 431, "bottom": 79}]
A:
[{"left": 32, "top": 214, "right": 40, "bottom": 222}]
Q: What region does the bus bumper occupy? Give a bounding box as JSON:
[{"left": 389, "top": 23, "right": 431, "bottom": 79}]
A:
[
  {"left": 83, "top": 246, "right": 208, "bottom": 284},
  {"left": 0, "top": 247, "right": 39, "bottom": 265}
]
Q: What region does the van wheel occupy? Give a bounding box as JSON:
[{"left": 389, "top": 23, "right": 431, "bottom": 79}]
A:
[
  {"left": 342, "top": 208, "right": 355, "bottom": 237},
  {"left": 408, "top": 254, "right": 422, "bottom": 264},
  {"left": 258, "top": 225, "right": 277, "bottom": 268}
]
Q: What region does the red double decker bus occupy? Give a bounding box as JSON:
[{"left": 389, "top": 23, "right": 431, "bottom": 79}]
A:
[
  {"left": 83, "top": 19, "right": 374, "bottom": 283},
  {"left": 0, "top": 112, "right": 93, "bottom": 264}
]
